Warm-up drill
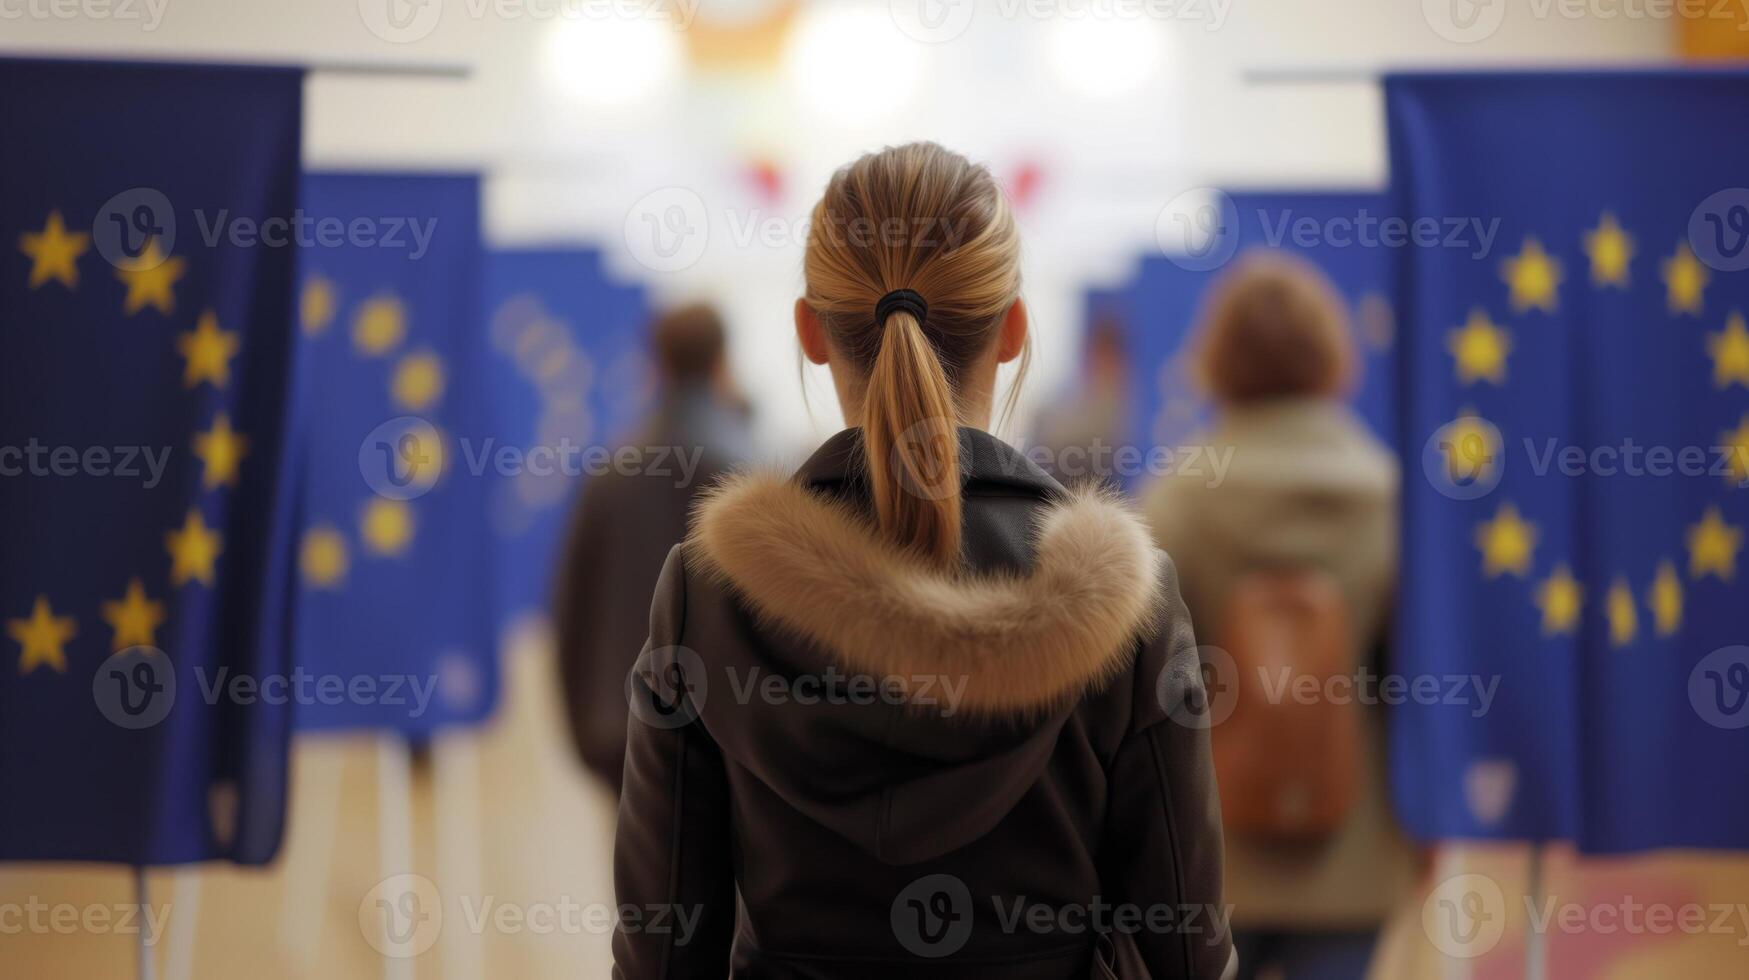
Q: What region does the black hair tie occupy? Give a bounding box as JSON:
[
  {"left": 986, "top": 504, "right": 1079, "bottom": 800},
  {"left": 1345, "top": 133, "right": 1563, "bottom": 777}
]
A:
[{"left": 875, "top": 289, "right": 928, "bottom": 326}]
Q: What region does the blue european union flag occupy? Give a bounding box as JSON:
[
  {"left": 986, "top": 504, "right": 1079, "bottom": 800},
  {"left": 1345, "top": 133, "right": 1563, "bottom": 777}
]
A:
[
  {"left": 1389, "top": 70, "right": 1749, "bottom": 852},
  {"left": 484, "top": 248, "right": 651, "bottom": 632},
  {"left": 291, "top": 173, "right": 497, "bottom": 734},
  {"left": 1124, "top": 191, "right": 1397, "bottom": 457},
  {"left": 0, "top": 59, "right": 303, "bottom": 864}
]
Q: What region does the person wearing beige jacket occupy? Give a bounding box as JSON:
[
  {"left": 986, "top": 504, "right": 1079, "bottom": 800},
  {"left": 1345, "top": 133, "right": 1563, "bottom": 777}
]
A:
[{"left": 1143, "top": 251, "right": 1419, "bottom": 980}]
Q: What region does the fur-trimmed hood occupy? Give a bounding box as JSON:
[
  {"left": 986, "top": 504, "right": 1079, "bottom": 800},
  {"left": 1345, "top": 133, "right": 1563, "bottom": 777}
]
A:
[
  {"left": 688, "top": 472, "right": 1161, "bottom": 715},
  {"left": 667, "top": 429, "right": 1171, "bottom": 864}
]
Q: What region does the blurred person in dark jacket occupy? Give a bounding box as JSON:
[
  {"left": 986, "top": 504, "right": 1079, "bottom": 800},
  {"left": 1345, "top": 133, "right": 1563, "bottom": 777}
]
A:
[
  {"left": 1143, "top": 251, "right": 1414, "bottom": 980},
  {"left": 1030, "top": 314, "right": 1132, "bottom": 488},
  {"left": 553, "top": 302, "right": 753, "bottom": 793}
]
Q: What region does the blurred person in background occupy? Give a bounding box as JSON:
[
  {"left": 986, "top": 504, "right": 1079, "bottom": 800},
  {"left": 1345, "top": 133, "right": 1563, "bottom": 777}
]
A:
[
  {"left": 1142, "top": 251, "right": 1415, "bottom": 980},
  {"left": 553, "top": 302, "right": 753, "bottom": 794},
  {"left": 612, "top": 142, "right": 1233, "bottom": 979},
  {"left": 1030, "top": 314, "right": 1132, "bottom": 488}
]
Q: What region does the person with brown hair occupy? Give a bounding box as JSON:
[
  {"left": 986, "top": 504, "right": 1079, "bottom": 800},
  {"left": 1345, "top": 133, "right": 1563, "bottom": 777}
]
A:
[
  {"left": 552, "top": 301, "right": 752, "bottom": 793},
  {"left": 1143, "top": 250, "right": 1414, "bottom": 980},
  {"left": 610, "top": 142, "right": 1233, "bottom": 979}
]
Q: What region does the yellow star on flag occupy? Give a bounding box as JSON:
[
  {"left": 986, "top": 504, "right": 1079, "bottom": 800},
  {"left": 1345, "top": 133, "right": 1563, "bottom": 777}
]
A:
[
  {"left": 301, "top": 274, "right": 338, "bottom": 336},
  {"left": 1534, "top": 564, "right": 1583, "bottom": 635},
  {"left": 360, "top": 498, "right": 415, "bottom": 556},
  {"left": 1662, "top": 242, "right": 1709, "bottom": 316},
  {"left": 114, "top": 238, "right": 186, "bottom": 316},
  {"left": 1647, "top": 561, "right": 1682, "bottom": 637},
  {"left": 392, "top": 350, "right": 445, "bottom": 411},
  {"left": 353, "top": 294, "right": 408, "bottom": 356},
  {"left": 1721, "top": 413, "right": 1749, "bottom": 486},
  {"left": 1447, "top": 309, "right": 1513, "bottom": 385},
  {"left": 1707, "top": 312, "right": 1749, "bottom": 390},
  {"left": 19, "top": 210, "right": 90, "bottom": 290},
  {"left": 1475, "top": 502, "right": 1538, "bottom": 578},
  {"left": 1583, "top": 212, "right": 1634, "bottom": 287},
  {"left": 8, "top": 595, "right": 77, "bottom": 674},
  {"left": 1688, "top": 506, "right": 1742, "bottom": 581},
  {"left": 299, "top": 524, "right": 350, "bottom": 588},
  {"left": 101, "top": 578, "right": 165, "bottom": 651},
  {"left": 166, "top": 509, "right": 223, "bottom": 587},
  {"left": 176, "top": 310, "right": 241, "bottom": 389},
  {"left": 1606, "top": 577, "right": 1638, "bottom": 647},
  {"left": 192, "top": 413, "right": 250, "bottom": 489},
  {"left": 1501, "top": 236, "right": 1563, "bottom": 313}
]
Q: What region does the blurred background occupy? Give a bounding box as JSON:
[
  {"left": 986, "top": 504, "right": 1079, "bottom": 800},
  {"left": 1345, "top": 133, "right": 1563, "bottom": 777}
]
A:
[{"left": 3, "top": 1, "right": 1749, "bottom": 978}]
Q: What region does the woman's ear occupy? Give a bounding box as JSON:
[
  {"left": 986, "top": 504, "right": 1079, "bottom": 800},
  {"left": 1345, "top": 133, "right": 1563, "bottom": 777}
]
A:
[
  {"left": 996, "top": 297, "right": 1028, "bottom": 364},
  {"left": 795, "top": 298, "right": 830, "bottom": 365}
]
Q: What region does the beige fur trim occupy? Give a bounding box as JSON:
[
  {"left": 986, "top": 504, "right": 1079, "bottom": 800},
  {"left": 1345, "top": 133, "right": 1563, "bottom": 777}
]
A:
[{"left": 687, "top": 472, "right": 1162, "bottom": 715}]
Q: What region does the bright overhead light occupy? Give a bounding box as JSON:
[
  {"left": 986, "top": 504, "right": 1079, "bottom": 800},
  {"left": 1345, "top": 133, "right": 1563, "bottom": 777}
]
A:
[
  {"left": 785, "top": 5, "right": 924, "bottom": 122},
  {"left": 543, "top": 16, "right": 683, "bottom": 108},
  {"left": 1048, "top": 17, "right": 1165, "bottom": 100}
]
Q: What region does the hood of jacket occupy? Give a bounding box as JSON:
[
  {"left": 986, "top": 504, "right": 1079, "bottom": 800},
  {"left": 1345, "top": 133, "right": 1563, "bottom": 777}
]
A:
[{"left": 681, "top": 429, "right": 1162, "bottom": 864}]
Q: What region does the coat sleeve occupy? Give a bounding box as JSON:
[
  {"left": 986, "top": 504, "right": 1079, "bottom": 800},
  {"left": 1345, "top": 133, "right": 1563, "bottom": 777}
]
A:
[
  {"left": 612, "top": 545, "right": 738, "bottom": 979},
  {"left": 1098, "top": 554, "right": 1237, "bottom": 980},
  {"left": 553, "top": 477, "right": 624, "bottom": 787}
]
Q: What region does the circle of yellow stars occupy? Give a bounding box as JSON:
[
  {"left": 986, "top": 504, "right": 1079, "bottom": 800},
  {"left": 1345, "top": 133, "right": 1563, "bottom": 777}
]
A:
[
  {"left": 1443, "top": 212, "right": 1747, "bottom": 649},
  {"left": 10, "top": 210, "right": 246, "bottom": 674},
  {"left": 294, "top": 274, "right": 449, "bottom": 592}
]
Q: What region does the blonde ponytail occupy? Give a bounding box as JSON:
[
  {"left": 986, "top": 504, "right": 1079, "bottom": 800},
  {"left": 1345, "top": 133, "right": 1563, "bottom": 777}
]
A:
[
  {"left": 863, "top": 310, "right": 962, "bottom": 565},
  {"left": 802, "top": 142, "right": 1026, "bottom": 567}
]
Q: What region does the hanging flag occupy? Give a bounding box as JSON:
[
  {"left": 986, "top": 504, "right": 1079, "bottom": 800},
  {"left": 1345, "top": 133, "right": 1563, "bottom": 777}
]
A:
[
  {"left": 292, "top": 173, "right": 497, "bottom": 735},
  {"left": 1389, "top": 70, "right": 1749, "bottom": 852},
  {"left": 484, "top": 248, "right": 651, "bottom": 633},
  {"left": 0, "top": 59, "right": 303, "bottom": 864}
]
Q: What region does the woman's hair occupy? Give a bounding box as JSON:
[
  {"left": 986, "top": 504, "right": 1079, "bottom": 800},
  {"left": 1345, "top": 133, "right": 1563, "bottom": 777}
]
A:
[
  {"left": 1191, "top": 248, "right": 1356, "bottom": 405},
  {"left": 803, "top": 142, "right": 1025, "bottom": 566}
]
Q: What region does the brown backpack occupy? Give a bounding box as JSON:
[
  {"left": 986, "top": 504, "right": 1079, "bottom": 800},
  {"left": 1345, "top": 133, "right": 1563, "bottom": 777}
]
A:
[{"left": 1210, "top": 569, "right": 1361, "bottom": 843}]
